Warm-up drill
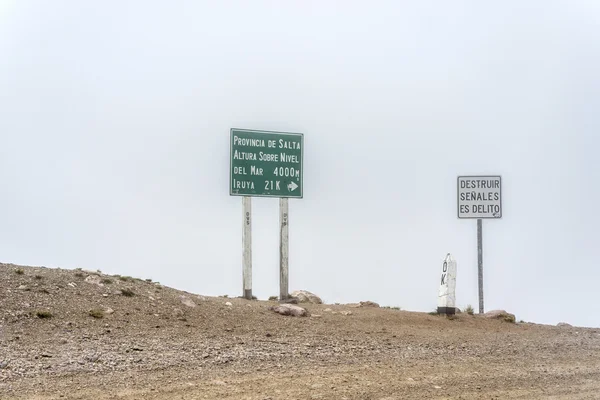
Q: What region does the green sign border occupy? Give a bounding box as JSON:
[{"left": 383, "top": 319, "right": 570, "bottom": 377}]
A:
[{"left": 229, "top": 128, "right": 304, "bottom": 199}]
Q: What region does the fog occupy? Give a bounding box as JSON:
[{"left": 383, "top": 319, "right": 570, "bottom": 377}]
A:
[{"left": 1, "top": 1, "right": 598, "bottom": 327}]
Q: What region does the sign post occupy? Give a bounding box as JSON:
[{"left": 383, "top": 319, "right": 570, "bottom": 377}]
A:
[
  {"left": 457, "top": 175, "right": 502, "bottom": 314},
  {"left": 230, "top": 128, "right": 303, "bottom": 300},
  {"left": 477, "top": 218, "right": 483, "bottom": 314},
  {"left": 242, "top": 196, "right": 252, "bottom": 300},
  {"left": 279, "top": 198, "right": 289, "bottom": 300}
]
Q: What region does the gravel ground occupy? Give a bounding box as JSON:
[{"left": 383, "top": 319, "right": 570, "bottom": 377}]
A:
[{"left": 1, "top": 263, "right": 599, "bottom": 399}]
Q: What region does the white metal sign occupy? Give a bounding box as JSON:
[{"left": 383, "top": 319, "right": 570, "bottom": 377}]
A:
[
  {"left": 437, "top": 253, "right": 457, "bottom": 315},
  {"left": 457, "top": 176, "right": 502, "bottom": 219}
]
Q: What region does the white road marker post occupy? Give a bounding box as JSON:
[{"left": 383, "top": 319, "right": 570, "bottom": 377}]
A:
[
  {"left": 242, "top": 196, "right": 252, "bottom": 300},
  {"left": 279, "top": 198, "right": 289, "bottom": 300},
  {"left": 437, "top": 253, "right": 457, "bottom": 315}
]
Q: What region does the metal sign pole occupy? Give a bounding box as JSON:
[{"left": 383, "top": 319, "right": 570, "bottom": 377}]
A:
[
  {"left": 279, "top": 198, "right": 289, "bottom": 300},
  {"left": 242, "top": 196, "right": 252, "bottom": 300},
  {"left": 477, "top": 218, "right": 484, "bottom": 314}
]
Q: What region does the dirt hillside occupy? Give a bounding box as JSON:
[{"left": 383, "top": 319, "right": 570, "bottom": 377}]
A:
[{"left": 1, "top": 263, "right": 599, "bottom": 399}]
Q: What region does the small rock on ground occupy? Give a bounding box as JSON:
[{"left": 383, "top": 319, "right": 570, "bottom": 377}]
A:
[
  {"left": 180, "top": 296, "right": 196, "bottom": 308},
  {"left": 269, "top": 304, "right": 308, "bottom": 317},
  {"left": 290, "top": 290, "right": 322, "bottom": 304},
  {"left": 84, "top": 275, "right": 104, "bottom": 286}
]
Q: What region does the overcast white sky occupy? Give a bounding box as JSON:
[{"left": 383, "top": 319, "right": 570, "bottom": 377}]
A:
[{"left": 1, "top": 1, "right": 599, "bottom": 327}]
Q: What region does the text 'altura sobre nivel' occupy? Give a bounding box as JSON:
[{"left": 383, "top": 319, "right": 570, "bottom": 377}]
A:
[{"left": 232, "top": 150, "right": 300, "bottom": 163}]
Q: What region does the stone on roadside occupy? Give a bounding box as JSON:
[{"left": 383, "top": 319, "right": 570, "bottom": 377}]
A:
[
  {"left": 269, "top": 304, "right": 308, "bottom": 317},
  {"left": 290, "top": 290, "right": 322, "bottom": 304},
  {"left": 84, "top": 275, "right": 104, "bottom": 287},
  {"left": 172, "top": 308, "right": 185, "bottom": 319},
  {"left": 180, "top": 296, "right": 196, "bottom": 308}
]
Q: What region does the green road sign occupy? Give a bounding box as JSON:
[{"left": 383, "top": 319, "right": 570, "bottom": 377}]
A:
[{"left": 230, "top": 128, "right": 303, "bottom": 198}]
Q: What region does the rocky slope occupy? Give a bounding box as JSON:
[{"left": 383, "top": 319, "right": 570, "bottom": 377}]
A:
[{"left": 1, "top": 263, "right": 599, "bottom": 399}]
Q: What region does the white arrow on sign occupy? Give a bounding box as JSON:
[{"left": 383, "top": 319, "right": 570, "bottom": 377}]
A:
[{"left": 287, "top": 181, "right": 298, "bottom": 192}]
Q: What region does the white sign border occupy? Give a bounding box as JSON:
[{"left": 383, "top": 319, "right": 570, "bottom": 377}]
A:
[
  {"left": 457, "top": 175, "right": 502, "bottom": 219},
  {"left": 229, "top": 128, "right": 305, "bottom": 199}
]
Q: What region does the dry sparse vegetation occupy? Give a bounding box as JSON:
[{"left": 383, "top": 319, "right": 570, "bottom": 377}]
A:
[
  {"left": 503, "top": 313, "right": 516, "bottom": 323},
  {"left": 15, "top": 268, "right": 24, "bottom": 275},
  {"left": 466, "top": 305, "right": 474, "bottom": 315},
  {"left": 120, "top": 288, "right": 135, "bottom": 297},
  {"left": 88, "top": 309, "right": 104, "bottom": 319},
  {"left": 35, "top": 311, "right": 53, "bottom": 319}
]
